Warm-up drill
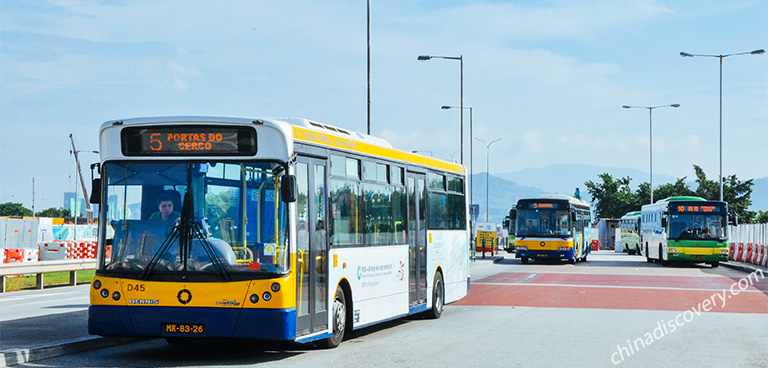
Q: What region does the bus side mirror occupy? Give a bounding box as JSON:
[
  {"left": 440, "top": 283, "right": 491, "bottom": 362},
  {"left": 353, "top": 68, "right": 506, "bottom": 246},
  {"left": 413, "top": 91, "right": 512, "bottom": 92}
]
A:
[
  {"left": 281, "top": 175, "right": 297, "bottom": 203},
  {"left": 571, "top": 212, "right": 577, "bottom": 221},
  {"left": 90, "top": 178, "right": 101, "bottom": 204},
  {"left": 661, "top": 218, "right": 667, "bottom": 228}
]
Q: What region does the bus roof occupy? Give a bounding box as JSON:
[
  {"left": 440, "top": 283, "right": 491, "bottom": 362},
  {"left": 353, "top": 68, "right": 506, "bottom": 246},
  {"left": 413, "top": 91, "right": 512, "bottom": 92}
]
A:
[
  {"left": 654, "top": 196, "right": 707, "bottom": 203},
  {"left": 517, "top": 194, "right": 590, "bottom": 208},
  {"left": 99, "top": 116, "right": 465, "bottom": 175},
  {"left": 620, "top": 211, "right": 642, "bottom": 219}
]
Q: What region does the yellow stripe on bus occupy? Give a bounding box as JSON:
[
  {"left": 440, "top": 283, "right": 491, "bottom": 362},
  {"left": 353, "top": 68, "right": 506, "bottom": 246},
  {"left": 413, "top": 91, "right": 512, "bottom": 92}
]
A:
[{"left": 292, "top": 126, "right": 465, "bottom": 174}]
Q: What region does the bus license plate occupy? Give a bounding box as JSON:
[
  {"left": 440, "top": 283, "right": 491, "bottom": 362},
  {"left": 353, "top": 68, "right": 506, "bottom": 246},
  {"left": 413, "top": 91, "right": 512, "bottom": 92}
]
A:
[
  {"left": 692, "top": 255, "right": 704, "bottom": 259},
  {"left": 162, "top": 323, "right": 205, "bottom": 336}
]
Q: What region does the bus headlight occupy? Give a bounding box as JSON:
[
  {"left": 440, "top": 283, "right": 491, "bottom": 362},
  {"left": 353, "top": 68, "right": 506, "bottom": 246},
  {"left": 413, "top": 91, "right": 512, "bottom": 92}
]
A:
[
  {"left": 558, "top": 247, "right": 570, "bottom": 251},
  {"left": 262, "top": 292, "right": 272, "bottom": 301},
  {"left": 516, "top": 246, "right": 528, "bottom": 251},
  {"left": 669, "top": 248, "right": 678, "bottom": 253},
  {"left": 100, "top": 289, "right": 109, "bottom": 298},
  {"left": 720, "top": 249, "right": 729, "bottom": 254}
]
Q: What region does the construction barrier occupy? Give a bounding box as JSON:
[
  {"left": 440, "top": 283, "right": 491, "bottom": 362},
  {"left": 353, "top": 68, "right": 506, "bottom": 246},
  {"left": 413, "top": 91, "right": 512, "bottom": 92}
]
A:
[
  {"left": 3, "top": 249, "right": 24, "bottom": 264},
  {"left": 39, "top": 241, "right": 72, "bottom": 261},
  {"left": 728, "top": 224, "right": 768, "bottom": 268}
]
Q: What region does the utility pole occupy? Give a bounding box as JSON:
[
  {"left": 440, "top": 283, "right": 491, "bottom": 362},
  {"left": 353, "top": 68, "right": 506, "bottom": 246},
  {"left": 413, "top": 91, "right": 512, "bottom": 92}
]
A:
[{"left": 69, "top": 134, "right": 93, "bottom": 223}]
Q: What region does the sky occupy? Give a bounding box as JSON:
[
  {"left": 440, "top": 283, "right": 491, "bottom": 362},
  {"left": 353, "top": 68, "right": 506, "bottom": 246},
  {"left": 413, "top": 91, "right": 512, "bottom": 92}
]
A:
[{"left": 1, "top": 0, "right": 766, "bottom": 211}]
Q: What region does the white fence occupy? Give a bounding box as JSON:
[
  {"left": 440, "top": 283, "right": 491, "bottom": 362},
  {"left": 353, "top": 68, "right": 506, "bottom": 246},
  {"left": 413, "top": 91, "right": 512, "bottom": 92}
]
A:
[{"left": 727, "top": 224, "right": 768, "bottom": 267}]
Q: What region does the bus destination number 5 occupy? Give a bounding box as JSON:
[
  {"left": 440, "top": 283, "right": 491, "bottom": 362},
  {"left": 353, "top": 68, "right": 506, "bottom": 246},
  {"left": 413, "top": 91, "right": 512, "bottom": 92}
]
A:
[{"left": 150, "top": 133, "right": 162, "bottom": 151}]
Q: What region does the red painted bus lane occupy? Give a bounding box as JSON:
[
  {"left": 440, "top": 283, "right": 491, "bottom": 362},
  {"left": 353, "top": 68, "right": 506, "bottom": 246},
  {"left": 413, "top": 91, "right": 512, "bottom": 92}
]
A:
[{"left": 458, "top": 272, "right": 768, "bottom": 313}]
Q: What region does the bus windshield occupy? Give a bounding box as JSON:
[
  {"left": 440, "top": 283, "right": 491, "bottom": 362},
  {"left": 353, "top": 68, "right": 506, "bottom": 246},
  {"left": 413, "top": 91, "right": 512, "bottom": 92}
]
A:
[
  {"left": 668, "top": 213, "right": 726, "bottom": 240},
  {"left": 99, "top": 161, "right": 289, "bottom": 277},
  {"left": 516, "top": 208, "right": 571, "bottom": 237}
]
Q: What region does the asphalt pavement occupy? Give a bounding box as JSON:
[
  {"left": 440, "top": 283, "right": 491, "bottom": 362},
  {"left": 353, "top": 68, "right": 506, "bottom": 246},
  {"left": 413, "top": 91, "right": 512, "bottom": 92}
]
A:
[{"left": 2, "top": 251, "right": 763, "bottom": 367}]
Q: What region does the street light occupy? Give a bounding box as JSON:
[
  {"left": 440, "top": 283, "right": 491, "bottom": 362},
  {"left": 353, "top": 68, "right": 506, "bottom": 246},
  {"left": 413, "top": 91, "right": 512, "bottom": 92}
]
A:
[
  {"left": 475, "top": 137, "right": 502, "bottom": 222},
  {"left": 680, "top": 49, "right": 765, "bottom": 201},
  {"left": 442, "top": 105, "right": 473, "bottom": 208},
  {"left": 622, "top": 104, "right": 680, "bottom": 204},
  {"left": 441, "top": 149, "right": 460, "bottom": 162},
  {"left": 418, "top": 54, "right": 464, "bottom": 164}
]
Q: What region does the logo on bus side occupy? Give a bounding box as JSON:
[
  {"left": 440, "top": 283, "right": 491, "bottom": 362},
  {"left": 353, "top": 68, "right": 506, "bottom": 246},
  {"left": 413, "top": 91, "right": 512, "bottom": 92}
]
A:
[{"left": 177, "top": 289, "right": 192, "bottom": 305}]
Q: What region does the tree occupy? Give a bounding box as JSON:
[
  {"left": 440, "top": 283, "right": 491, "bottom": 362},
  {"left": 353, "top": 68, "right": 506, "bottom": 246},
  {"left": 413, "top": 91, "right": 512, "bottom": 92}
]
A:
[
  {"left": 35, "top": 207, "right": 71, "bottom": 217},
  {"left": 584, "top": 173, "right": 637, "bottom": 219},
  {"left": 651, "top": 178, "right": 695, "bottom": 202},
  {"left": 691, "top": 165, "right": 754, "bottom": 223},
  {"left": 756, "top": 210, "right": 768, "bottom": 224},
  {"left": 0, "top": 202, "right": 33, "bottom": 217}
]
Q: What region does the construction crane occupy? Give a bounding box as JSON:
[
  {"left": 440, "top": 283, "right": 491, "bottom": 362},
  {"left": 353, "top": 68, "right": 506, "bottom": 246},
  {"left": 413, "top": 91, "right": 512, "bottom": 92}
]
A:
[{"left": 69, "top": 134, "right": 97, "bottom": 223}]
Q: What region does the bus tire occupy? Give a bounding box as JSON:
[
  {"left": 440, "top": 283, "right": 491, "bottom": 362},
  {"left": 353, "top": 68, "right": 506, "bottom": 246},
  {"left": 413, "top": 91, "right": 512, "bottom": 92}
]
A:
[
  {"left": 710, "top": 261, "right": 719, "bottom": 268},
  {"left": 319, "top": 285, "right": 347, "bottom": 348},
  {"left": 646, "top": 245, "right": 652, "bottom": 263},
  {"left": 521, "top": 257, "right": 529, "bottom": 264},
  {"left": 426, "top": 272, "right": 444, "bottom": 319}
]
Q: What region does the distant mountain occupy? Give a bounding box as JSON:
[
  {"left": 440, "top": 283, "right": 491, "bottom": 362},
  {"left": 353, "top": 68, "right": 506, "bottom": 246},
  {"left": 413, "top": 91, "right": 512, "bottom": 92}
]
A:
[
  {"left": 497, "top": 164, "right": 677, "bottom": 204},
  {"left": 470, "top": 173, "right": 546, "bottom": 224},
  {"left": 493, "top": 163, "right": 767, "bottom": 212}
]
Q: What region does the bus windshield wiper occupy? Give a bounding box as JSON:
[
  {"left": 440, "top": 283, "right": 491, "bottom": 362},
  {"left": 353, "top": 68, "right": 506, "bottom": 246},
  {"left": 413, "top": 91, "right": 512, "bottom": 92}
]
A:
[{"left": 141, "top": 225, "right": 180, "bottom": 280}]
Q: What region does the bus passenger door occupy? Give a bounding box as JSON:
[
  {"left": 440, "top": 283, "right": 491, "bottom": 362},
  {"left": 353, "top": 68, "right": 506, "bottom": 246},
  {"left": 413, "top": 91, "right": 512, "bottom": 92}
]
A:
[
  {"left": 296, "top": 157, "right": 329, "bottom": 336},
  {"left": 407, "top": 173, "right": 428, "bottom": 307}
]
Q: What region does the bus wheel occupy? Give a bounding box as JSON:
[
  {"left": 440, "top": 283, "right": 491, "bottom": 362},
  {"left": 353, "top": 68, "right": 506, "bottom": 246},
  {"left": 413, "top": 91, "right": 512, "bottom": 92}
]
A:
[
  {"left": 710, "top": 262, "right": 719, "bottom": 268},
  {"left": 320, "top": 285, "right": 347, "bottom": 348},
  {"left": 646, "top": 246, "right": 652, "bottom": 263},
  {"left": 426, "top": 272, "right": 444, "bottom": 319},
  {"left": 568, "top": 258, "right": 576, "bottom": 264},
  {"left": 521, "top": 257, "right": 529, "bottom": 264}
]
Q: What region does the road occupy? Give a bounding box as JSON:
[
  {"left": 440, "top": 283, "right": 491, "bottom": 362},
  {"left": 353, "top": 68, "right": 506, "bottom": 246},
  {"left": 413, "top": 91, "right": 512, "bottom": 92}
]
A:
[{"left": 9, "top": 251, "right": 768, "bottom": 368}]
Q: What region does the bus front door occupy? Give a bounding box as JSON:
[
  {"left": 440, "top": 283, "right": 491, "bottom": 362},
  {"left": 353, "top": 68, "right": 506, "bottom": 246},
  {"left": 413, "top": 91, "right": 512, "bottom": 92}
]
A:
[
  {"left": 295, "top": 157, "right": 328, "bottom": 336},
  {"left": 407, "top": 173, "right": 428, "bottom": 308}
]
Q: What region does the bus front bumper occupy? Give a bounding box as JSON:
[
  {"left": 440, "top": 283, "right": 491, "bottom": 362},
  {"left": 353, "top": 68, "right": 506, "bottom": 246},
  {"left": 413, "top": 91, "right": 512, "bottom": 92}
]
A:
[
  {"left": 667, "top": 247, "right": 729, "bottom": 263},
  {"left": 516, "top": 248, "right": 574, "bottom": 260},
  {"left": 88, "top": 305, "right": 297, "bottom": 340}
]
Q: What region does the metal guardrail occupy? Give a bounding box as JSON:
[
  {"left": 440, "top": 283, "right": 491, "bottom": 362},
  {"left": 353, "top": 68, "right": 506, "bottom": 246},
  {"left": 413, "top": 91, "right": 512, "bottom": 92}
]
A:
[{"left": 0, "top": 259, "right": 96, "bottom": 293}]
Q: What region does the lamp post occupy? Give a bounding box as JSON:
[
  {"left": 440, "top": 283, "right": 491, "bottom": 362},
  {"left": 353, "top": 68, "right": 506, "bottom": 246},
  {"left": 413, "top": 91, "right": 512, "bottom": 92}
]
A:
[
  {"left": 418, "top": 55, "right": 463, "bottom": 164},
  {"left": 475, "top": 137, "right": 502, "bottom": 222},
  {"left": 442, "top": 105, "right": 473, "bottom": 207},
  {"left": 411, "top": 150, "right": 433, "bottom": 157},
  {"left": 622, "top": 104, "right": 680, "bottom": 204},
  {"left": 441, "top": 149, "right": 460, "bottom": 162},
  {"left": 680, "top": 49, "right": 765, "bottom": 201}
]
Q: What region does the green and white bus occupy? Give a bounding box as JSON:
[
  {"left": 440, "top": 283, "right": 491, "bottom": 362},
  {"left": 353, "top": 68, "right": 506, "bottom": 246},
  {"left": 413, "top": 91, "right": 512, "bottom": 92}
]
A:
[
  {"left": 619, "top": 211, "right": 641, "bottom": 255},
  {"left": 640, "top": 196, "right": 728, "bottom": 267}
]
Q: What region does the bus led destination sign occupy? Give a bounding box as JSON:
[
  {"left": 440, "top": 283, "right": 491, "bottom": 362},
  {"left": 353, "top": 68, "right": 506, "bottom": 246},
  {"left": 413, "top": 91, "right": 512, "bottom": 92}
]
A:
[
  {"left": 674, "top": 205, "right": 722, "bottom": 213},
  {"left": 525, "top": 203, "right": 560, "bottom": 209},
  {"left": 122, "top": 126, "right": 257, "bottom": 156}
]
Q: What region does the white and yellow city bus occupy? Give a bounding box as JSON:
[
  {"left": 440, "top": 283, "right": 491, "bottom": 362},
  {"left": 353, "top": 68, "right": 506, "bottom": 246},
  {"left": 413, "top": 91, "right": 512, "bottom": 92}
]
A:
[
  {"left": 88, "top": 116, "right": 469, "bottom": 347},
  {"left": 514, "top": 195, "right": 591, "bottom": 264}
]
